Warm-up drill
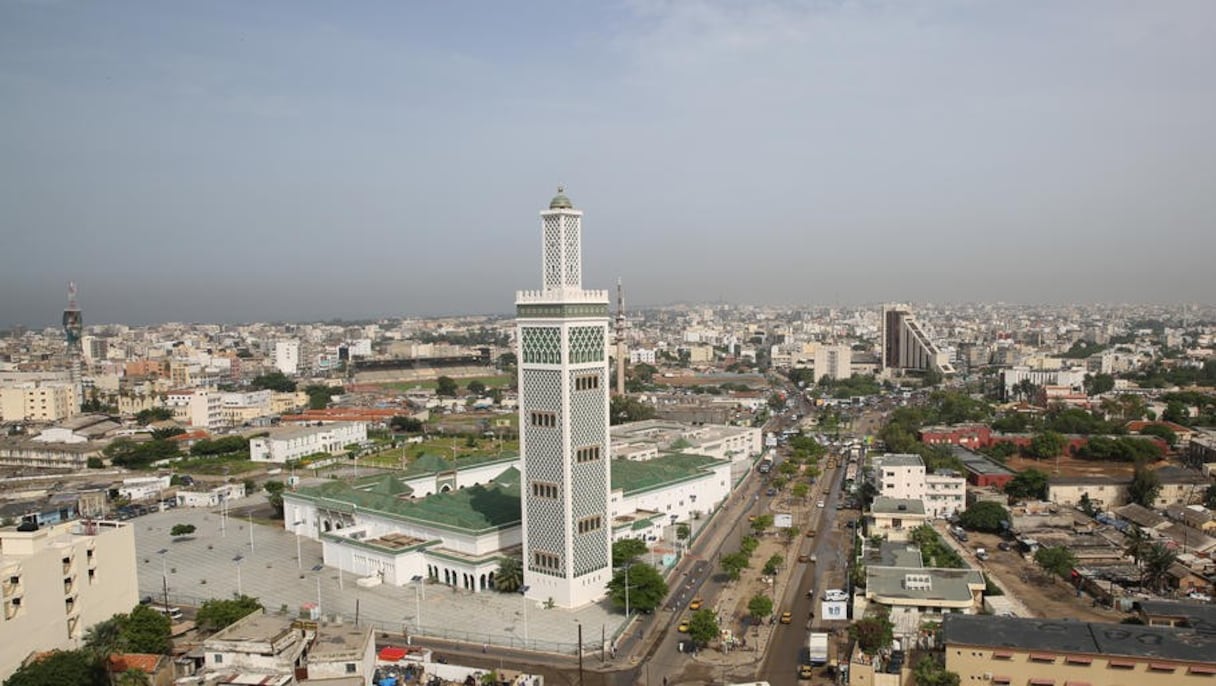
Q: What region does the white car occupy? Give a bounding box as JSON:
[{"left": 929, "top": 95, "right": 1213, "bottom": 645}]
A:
[
  {"left": 817, "top": 500, "right": 826, "bottom": 508},
  {"left": 1188, "top": 592, "right": 1212, "bottom": 602}
]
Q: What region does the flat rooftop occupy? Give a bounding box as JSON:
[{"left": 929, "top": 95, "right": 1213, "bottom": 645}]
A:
[
  {"left": 942, "top": 614, "right": 1216, "bottom": 663},
  {"left": 872, "top": 453, "right": 924, "bottom": 468},
  {"left": 871, "top": 497, "right": 926, "bottom": 516},
  {"left": 208, "top": 613, "right": 295, "bottom": 645},
  {"left": 867, "top": 567, "right": 983, "bottom": 603}
]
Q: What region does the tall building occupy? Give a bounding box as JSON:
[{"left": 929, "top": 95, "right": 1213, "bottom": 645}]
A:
[
  {"left": 813, "top": 344, "right": 852, "bottom": 381},
  {"left": 515, "top": 188, "right": 612, "bottom": 609},
  {"left": 274, "top": 339, "right": 300, "bottom": 375},
  {"left": 881, "top": 305, "right": 955, "bottom": 376},
  {"left": 0, "top": 521, "right": 139, "bottom": 682},
  {"left": 62, "top": 282, "right": 84, "bottom": 411}
]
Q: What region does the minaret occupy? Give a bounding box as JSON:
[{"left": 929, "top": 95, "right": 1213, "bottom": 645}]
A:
[
  {"left": 516, "top": 188, "right": 612, "bottom": 609},
  {"left": 614, "top": 279, "right": 627, "bottom": 396},
  {"left": 62, "top": 282, "right": 84, "bottom": 411}
]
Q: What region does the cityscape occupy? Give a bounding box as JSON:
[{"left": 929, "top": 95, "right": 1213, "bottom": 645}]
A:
[{"left": 3, "top": 4, "right": 1216, "bottom": 686}]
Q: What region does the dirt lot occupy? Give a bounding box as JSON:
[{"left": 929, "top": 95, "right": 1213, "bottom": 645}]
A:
[
  {"left": 956, "top": 528, "right": 1124, "bottom": 623},
  {"left": 1001, "top": 453, "right": 1140, "bottom": 479}
]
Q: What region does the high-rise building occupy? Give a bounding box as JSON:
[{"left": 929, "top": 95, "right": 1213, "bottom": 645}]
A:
[
  {"left": 274, "top": 339, "right": 300, "bottom": 375},
  {"left": 881, "top": 305, "right": 955, "bottom": 376},
  {"left": 516, "top": 188, "right": 612, "bottom": 609},
  {"left": 813, "top": 344, "right": 853, "bottom": 381},
  {"left": 61, "top": 282, "right": 83, "bottom": 411}
]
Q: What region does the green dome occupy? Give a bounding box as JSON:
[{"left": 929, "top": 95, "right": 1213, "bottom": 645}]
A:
[{"left": 549, "top": 186, "right": 573, "bottom": 209}]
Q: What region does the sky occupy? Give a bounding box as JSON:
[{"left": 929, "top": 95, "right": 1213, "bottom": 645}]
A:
[{"left": 2, "top": 1, "right": 1214, "bottom": 327}]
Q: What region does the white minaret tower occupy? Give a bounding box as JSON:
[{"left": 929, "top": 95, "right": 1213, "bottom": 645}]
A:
[{"left": 516, "top": 187, "right": 612, "bottom": 609}]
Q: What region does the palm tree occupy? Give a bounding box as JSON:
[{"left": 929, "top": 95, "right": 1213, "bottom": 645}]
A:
[
  {"left": 493, "top": 556, "right": 523, "bottom": 593},
  {"left": 1140, "top": 543, "right": 1178, "bottom": 594},
  {"left": 1123, "top": 525, "right": 1151, "bottom": 568},
  {"left": 82, "top": 615, "right": 124, "bottom": 657}
]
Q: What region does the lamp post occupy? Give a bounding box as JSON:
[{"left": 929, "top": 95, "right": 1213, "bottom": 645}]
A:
[
  {"left": 248, "top": 512, "right": 254, "bottom": 554},
  {"left": 575, "top": 620, "right": 584, "bottom": 686},
  {"left": 293, "top": 520, "right": 305, "bottom": 569},
  {"left": 624, "top": 563, "right": 632, "bottom": 618},
  {"left": 519, "top": 585, "right": 531, "bottom": 648},
  {"left": 233, "top": 555, "right": 243, "bottom": 596},
  {"left": 157, "top": 548, "right": 169, "bottom": 609},
  {"left": 411, "top": 575, "right": 424, "bottom": 635}
]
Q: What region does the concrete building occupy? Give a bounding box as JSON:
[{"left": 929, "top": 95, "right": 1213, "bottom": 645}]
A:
[
  {"left": 165, "top": 388, "right": 223, "bottom": 430},
  {"left": 881, "top": 306, "right": 955, "bottom": 376},
  {"left": 0, "top": 520, "right": 139, "bottom": 682},
  {"left": 274, "top": 339, "right": 300, "bottom": 376},
  {"left": 813, "top": 344, "right": 853, "bottom": 382},
  {"left": 870, "top": 453, "right": 965, "bottom": 519},
  {"left": 202, "top": 612, "right": 307, "bottom": 680},
  {"left": 249, "top": 422, "right": 367, "bottom": 464},
  {"left": 942, "top": 614, "right": 1216, "bottom": 686},
  {"left": 868, "top": 497, "right": 927, "bottom": 542},
  {"left": 0, "top": 381, "right": 79, "bottom": 423},
  {"left": 176, "top": 483, "right": 246, "bottom": 508},
  {"left": 515, "top": 189, "right": 613, "bottom": 609}
]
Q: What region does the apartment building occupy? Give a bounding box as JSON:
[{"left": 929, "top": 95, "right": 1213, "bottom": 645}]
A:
[
  {"left": 0, "top": 381, "right": 79, "bottom": 423},
  {"left": 165, "top": 388, "right": 223, "bottom": 430},
  {"left": 249, "top": 422, "right": 367, "bottom": 463},
  {"left": 943, "top": 614, "right": 1216, "bottom": 686},
  {"left": 871, "top": 453, "right": 966, "bottom": 519},
  {"left": 0, "top": 520, "right": 139, "bottom": 682},
  {"left": 273, "top": 339, "right": 300, "bottom": 375}
]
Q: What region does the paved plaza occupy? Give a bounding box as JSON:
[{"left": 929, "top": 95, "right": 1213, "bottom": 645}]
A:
[{"left": 133, "top": 499, "right": 628, "bottom": 655}]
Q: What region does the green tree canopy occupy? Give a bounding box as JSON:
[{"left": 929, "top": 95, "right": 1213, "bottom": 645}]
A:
[
  {"left": 134, "top": 407, "right": 174, "bottom": 425},
  {"left": 1004, "top": 468, "right": 1049, "bottom": 502},
  {"left": 958, "top": 501, "right": 1010, "bottom": 533},
  {"left": 120, "top": 605, "right": 172, "bottom": 654},
  {"left": 493, "top": 557, "right": 523, "bottom": 593},
  {"left": 195, "top": 595, "right": 263, "bottom": 633},
  {"left": 913, "top": 656, "right": 961, "bottom": 686},
  {"left": 720, "top": 551, "right": 750, "bottom": 581},
  {"left": 609, "top": 395, "right": 657, "bottom": 425},
  {"left": 435, "top": 376, "right": 459, "bottom": 397},
  {"left": 1138, "top": 423, "right": 1178, "bottom": 447},
  {"left": 750, "top": 514, "right": 774, "bottom": 535},
  {"left": 390, "top": 415, "right": 424, "bottom": 433},
  {"left": 1034, "top": 545, "right": 1077, "bottom": 578},
  {"left": 762, "top": 554, "right": 784, "bottom": 576},
  {"left": 1128, "top": 462, "right": 1162, "bottom": 508},
  {"left": 1028, "top": 431, "right": 1067, "bottom": 459},
  {"left": 687, "top": 608, "right": 719, "bottom": 646},
  {"left": 747, "top": 593, "right": 774, "bottom": 621},
  {"left": 3, "top": 650, "right": 107, "bottom": 686},
  {"left": 612, "top": 538, "right": 648, "bottom": 567},
  {"left": 250, "top": 372, "right": 296, "bottom": 393},
  {"left": 849, "top": 615, "right": 895, "bottom": 655},
  {"left": 1083, "top": 373, "right": 1116, "bottom": 397},
  {"left": 303, "top": 385, "right": 337, "bottom": 410},
  {"left": 263, "top": 480, "right": 285, "bottom": 518},
  {"left": 606, "top": 562, "right": 667, "bottom": 614},
  {"left": 467, "top": 380, "right": 487, "bottom": 396},
  {"left": 169, "top": 524, "right": 196, "bottom": 538}
]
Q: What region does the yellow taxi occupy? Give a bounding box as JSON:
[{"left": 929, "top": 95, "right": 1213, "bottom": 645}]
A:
[
  {"left": 689, "top": 597, "right": 703, "bottom": 610},
  {"left": 678, "top": 619, "right": 690, "bottom": 633},
  {"left": 780, "top": 611, "right": 792, "bottom": 624},
  {"left": 798, "top": 664, "right": 814, "bottom": 679}
]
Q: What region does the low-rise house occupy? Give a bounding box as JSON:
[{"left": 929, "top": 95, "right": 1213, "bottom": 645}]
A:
[{"left": 868, "top": 497, "right": 927, "bottom": 542}]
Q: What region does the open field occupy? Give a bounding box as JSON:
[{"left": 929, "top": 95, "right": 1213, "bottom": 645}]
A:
[
  {"left": 377, "top": 375, "right": 513, "bottom": 392},
  {"left": 1002, "top": 453, "right": 1139, "bottom": 478},
  {"left": 361, "top": 435, "right": 520, "bottom": 468}
]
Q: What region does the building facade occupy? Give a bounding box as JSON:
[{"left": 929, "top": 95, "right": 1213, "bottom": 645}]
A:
[
  {"left": 274, "top": 339, "right": 300, "bottom": 376},
  {"left": 0, "top": 520, "right": 139, "bottom": 682},
  {"left": 249, "top": 422, "right": 367, "bottom": 463},
  {"left": 0, "top": 382, "right": 79, "bottom": 423},
  {"left": 515, "top": 189, "right": 613, "bottom": 609},
  {"left": 870, "top": 453, "right": 966, "bottom": 519}
]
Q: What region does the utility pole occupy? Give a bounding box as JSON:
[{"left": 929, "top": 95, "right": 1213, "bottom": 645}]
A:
[{"left": 577, "top": 621, "right": 584, "bottom": 686}]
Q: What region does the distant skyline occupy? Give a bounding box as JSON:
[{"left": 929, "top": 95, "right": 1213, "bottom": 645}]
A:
[{"left": 3, "top": 1, "right": 1215, "bottom": 328}]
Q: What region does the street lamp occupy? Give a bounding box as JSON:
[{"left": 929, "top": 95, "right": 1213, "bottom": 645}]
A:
[
  {"left": 411, "top": 575, "right": 424, "bottom": 634},
  {"left": 233, "top": 555, "right": 243, "bottom": 596},
  {"left": 519, "top": 585, "right": 531, "bottom": 647},
  {"left": 293, "top": 520, "right": 306, "bottom": 569},
  {"left": 624, "top": 563, "right": 632, "bottom": 618},
  {"left": 157, "top": 548, "right": 169, "bottom": 609}
]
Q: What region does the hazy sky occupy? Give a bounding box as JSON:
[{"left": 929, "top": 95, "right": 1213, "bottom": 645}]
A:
[{"left": 2, "top": 1, "right": 1214, "bottom": 327}]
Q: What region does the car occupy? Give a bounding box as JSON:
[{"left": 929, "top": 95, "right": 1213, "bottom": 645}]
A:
[
  {"left": 780, "top": 611, "right": 792, "bottom": 624},
  {"left": 798, "top": 554, "right": 810, "bottom": 563},
  {"left": 748, "top": 515, "right": 758, "bottom": 523},
  {"left": 805, "top": 528, "right": 816, "bottom": 537},
  {"left": 798, "top": 664, "right": 814, "bottom": 679},
  {"left": 817, "top": 500, "right": 826, "bottom": 508},
  {"left": 689, "top": 597, "right": 702, "bottom": 610},
  {"left": 678, "top": 620, "right": 690, "bottom": 633},
  {"left": 997, "top": 541, "right": 1013, "bottom": 552},
  {"left": 766, "top": 487, "right": 778, "bottom": 497}
]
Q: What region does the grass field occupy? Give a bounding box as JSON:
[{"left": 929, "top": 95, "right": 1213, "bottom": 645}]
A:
[
  {"left": 361, "top": 435, "right": 520, "bottom": 468},
  {"left": 172, "top": 454, "right": 264, "bottom": 476}
]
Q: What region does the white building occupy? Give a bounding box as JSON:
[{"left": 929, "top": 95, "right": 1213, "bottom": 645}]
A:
[
  {"left": 165, "top": 388, "right": 223, "bottom": 430},
  {"left": 274, "top": 339, "right": 300, "bottom": 376},
  {"left": 871, "top": 453, "right": 965, "bottom": 519},
  {"left": 0, "top": 520, "right": 139, "bottom": 682},
  {"left": 1001, "top": 365, "right": 1088, "bottom": 400},
  {"left": 176, "top": 482, "right": 246, "bottom": 508},
  {"left": 516, "top": 188, "right": 613, "bottom": 609},
  {"left": 249, "top": 422, "right": 367, "bottom": 463},
  {"left": 813, "top": 344, "right": 853, "bottom": 382},
  {"left": 629, "top": 349, "right": 657, "bottom": 365},
  {"left": 118, "top": 475, "right": 171, "bottom": 501}
]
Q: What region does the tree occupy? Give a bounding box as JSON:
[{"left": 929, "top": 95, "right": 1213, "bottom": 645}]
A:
[
  {"left": 114, "top": 670, "right": 151, "bottom": 686},
  {"left": 1028, "top": 431, "right": 1067, "bottom": 459},
  {"left": 1162, "top": 400, "right": 1190, "bottom": 426},
  {"left": 120, "top": 605, "right": 172, "bottom": 654},
  {"left": 87, "top": 457, "right": 104, "bottom": 469},
  {"left": 250, "top": 372, "right": 296, "bottom": 393},
  {"left": 493, "top": 557, "right": 523, "bottom": 593},
  {"left": 1138, "top": 423, "right": 1178, "bottom": 447},
  {"left": 1123, "top": 525, "right": 1151, "bottom": 568},
  {"left": 1083, "top": 373, "right": 1115, "bottom": 397},
  {"left": 791, "top": 482, "right": 810, "bottom": 500},
  {"left": 913, "top": 655, "right": 961, "bottom": 686},
  {"left": 606, "top": 563, "right": 667, "bottom": 614},
  {"left": 303, "top": 385, "right": 336, "bottom": 410},
  {"left": 1004, "top": 468, "right": 1049, "bottom": 502},
  {"left": 747, "top": 593, "right": 774, "bottom": 622},
  {"left": 435, "top": 376, "right": 458, "bottom": 397},
  {"left": 195, "top": 595, "right": 262, "bottom": 632},
  {"left": 3, "top": 649, "right": 107, "bottom": 686},
  {"left": 390, "top": 415, "right": 424, "bottom": 433},
  {"left": 169, "top": 523, "right": 196, "bottom": 538},
  {"left": 134, "top": 407, "right": 173, "bottom": 425},
  {"left": 1077, "top": 492, "right": 1098, "bottom": 517},
  {"left": 263, "top": 480, "right": 285, "bottom": 518},
  {"left": 609, "top": 395, "right": 656, "bottom": 425},
  {"left": 720, "top": 552, "right": 750, "bottom": 581},
  {"left": 849, "top": 615, "right": 894, "bottom": 654},
  {"left": 762, "top": 554, "right": 784, "bottom": 576},
  {"left": 676, "top": 522, "right": 691, "bottom": 544},
  {"left": 82, "top": 615, "right": 125, "bottom": 657},
  {"left": 1140, "top": 542, "right": 1178, "bottom": 593},
  {"left": 467, "top": 380, "right": 487, "bottom": 396},
  {"left": 958, "top": 501, "right": 1010, "bottom": 533},
  {"left": 1128, "top": 462, "right": 1161, "bottom": 508},
  {"left": 687, "top": 608, "right": 719, "bottom": 646},
  {"left": 1034, "top": 545, "right": 1077, "bottom": 578},
  {"left": 612, "top": 538, "right": 648, "bottom": 567},
  {"left": 1205, "top": 484, "right": 1216, "bottom": 510},
  {"left": 750, "top": 514, "right": 774, "bottom": 535}
]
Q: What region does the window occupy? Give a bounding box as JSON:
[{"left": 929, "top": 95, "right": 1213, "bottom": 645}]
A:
[
  {"left": 214, "top": 655, "right": 224, "bottom": 664},
  {"left": 346, "top": 663, "right": 357, "bottom": 674},
  {"left": 575, "top": 374, "right": 600, "bottom": 391},
  {"left": 577, "top": 516, "right": 603, "bottom": 534},
  {"left": 531, "top": 482, "right": 558, "bottom": 499},
  {"left": 530, "top": 412, "right": 557, "bottom": 428},
  {"left": 576, "top": 445, "right": 601, "bottom": 463},
  {"left": 532, "top": 551, "right": 560, "bottom": 571}
]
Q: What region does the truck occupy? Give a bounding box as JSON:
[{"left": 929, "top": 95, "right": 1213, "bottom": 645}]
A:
[{"left": 808, "top": 632, "right": 830, "bottom": 666}]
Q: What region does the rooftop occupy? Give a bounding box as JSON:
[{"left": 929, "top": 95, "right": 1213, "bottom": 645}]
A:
[
  {"left": 609, "top": 453, "right": 726, "bottom": 496},
  {"left": 867, "top": 566, "right": 984, "bottom": 603},
  {"left": 872, "top": 453, "right": 924, "bottom": 468},
  {"left": 942, "top": 614, "right": 1216, "bottom": 663},
  {"left": 1138, "top": 599, "right": 1216, "bottom": 634},
  {"left": 871, "top": 497, "right": 926, "bottom": 516},
  {"left": 308, "top": 624, "right": 374, "bottom": 661}
]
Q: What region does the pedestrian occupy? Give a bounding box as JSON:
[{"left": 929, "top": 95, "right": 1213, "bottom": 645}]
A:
[{"left": 481, "top": 643, "right": 487, "bottom": 654}]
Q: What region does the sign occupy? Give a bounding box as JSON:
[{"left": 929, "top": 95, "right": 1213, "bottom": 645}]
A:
[
  {"left": 774, "top": 513, "right": 793, "bottom": 529},
  {"left": 820, "top": 600, "right": 848, "bottom": 620}
]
